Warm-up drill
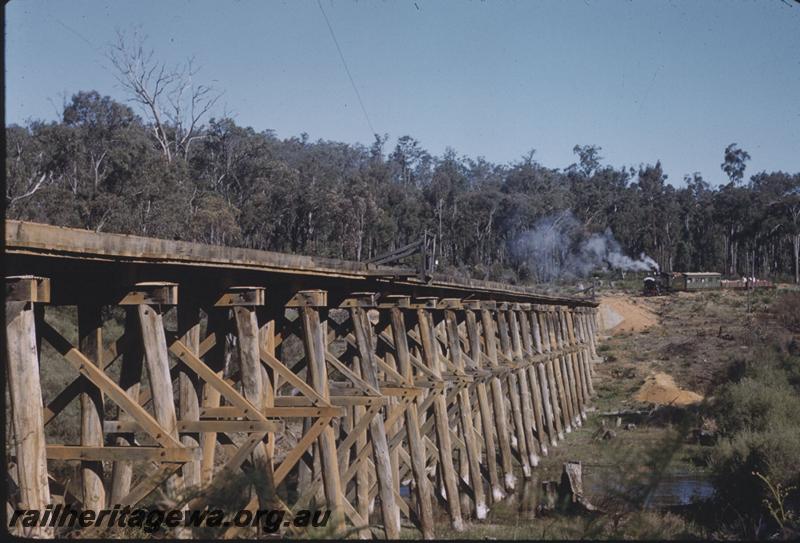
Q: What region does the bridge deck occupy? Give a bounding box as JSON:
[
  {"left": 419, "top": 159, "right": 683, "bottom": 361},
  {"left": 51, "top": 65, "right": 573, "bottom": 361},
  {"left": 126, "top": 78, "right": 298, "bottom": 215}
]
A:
[{"left": 5, "top": 220, "right": 596, "bottom": 307}]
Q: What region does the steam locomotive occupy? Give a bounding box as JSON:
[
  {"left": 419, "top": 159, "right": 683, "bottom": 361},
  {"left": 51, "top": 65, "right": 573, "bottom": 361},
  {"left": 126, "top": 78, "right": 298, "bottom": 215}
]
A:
[{"left": 643, "top": 272, "right": 672, "bottom": 296}]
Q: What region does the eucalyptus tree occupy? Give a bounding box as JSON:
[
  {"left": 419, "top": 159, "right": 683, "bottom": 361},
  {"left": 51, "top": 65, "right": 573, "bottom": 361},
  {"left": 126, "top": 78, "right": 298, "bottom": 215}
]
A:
[
  {"left": 721, "top": 143, "right": 751, "bottom": 186},
  {"left": 7, "top": 95, "right": 800, "bottom": 283},
  {"left": 108, "top": 29, "right": 221, "bottom": 163}
]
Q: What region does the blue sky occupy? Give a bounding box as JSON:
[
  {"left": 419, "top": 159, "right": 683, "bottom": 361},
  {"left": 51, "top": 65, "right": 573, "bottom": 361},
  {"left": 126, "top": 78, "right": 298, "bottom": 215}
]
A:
[{"left": 6, "top": 0, "right": 800, "bottom": 186}]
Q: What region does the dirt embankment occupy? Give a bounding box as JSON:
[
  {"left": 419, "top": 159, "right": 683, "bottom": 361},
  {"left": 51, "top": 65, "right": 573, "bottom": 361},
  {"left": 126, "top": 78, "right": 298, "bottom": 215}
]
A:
[
  {"left": 597, "top": 295, "right": 659, "bottom": 334},
  {"left": 597, "top": 293, "right": 706, "bottom": 407},
  {"left": 634, "top": 372, "right": 704, "bottom": 406}
]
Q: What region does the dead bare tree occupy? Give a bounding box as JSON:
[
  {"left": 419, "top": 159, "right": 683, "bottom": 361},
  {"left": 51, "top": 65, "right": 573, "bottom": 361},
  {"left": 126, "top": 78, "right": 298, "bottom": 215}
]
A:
[
  {"left": 788, "top": 197, "right": 800, "bottom": 284},
  {"left": 6, "top": 171, "right": 52, "bottom": 207},
  {"left": 6, "top": 139, "right": 53, "bottom": 207},
  {"left": 107, "top": 29, "right": 221, "bottom": 163}
]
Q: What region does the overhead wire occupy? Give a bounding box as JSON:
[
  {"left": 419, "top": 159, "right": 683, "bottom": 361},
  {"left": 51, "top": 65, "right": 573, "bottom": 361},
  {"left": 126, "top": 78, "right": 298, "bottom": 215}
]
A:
[{"left": 316, "top": 0, "right": 377, "bottom": 139}]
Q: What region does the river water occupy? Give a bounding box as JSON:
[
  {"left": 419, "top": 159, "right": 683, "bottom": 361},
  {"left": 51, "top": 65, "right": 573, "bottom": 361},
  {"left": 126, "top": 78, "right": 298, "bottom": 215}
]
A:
[
  {"left": 584, "top": 468, "right": 715, "bottom": 508},
  {"left": 398, "top": 467, "right": 714, "bottom": 511}
]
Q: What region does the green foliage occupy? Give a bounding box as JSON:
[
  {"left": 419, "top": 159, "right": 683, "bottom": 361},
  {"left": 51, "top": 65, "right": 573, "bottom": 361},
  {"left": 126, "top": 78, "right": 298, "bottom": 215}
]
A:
[
  {"left": 708, "top": 335, "right": 800, "bottom": 537},
  {"left": 721, "top": 143, "right": 751, "bottom": 186},
  {"left": 771, "top": 291, "right": 800, "bottom": 332},
  {"left": 753, "top": 471, "right": 797, "bottom": 531},
  {"left": 713, "top": 375, "right": 800, "bottom": 435},
  {"left": 6, "top": 91, "right": 800, "bottom": 283},
  {"left": 711, "top": 427, "right": 800, "bottom": 521}
]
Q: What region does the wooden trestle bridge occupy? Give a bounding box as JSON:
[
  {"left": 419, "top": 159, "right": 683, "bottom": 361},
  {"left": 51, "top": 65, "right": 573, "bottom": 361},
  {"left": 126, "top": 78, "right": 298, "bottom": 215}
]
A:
[{"left": 4, "top": 220, "right": 600, "bottom": 539}]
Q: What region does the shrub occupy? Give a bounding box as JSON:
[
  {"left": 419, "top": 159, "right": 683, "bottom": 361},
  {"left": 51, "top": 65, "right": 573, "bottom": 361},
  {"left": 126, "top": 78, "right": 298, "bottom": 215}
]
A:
[
  {"left": 711, "top": 427, "right": 800, "bottom": 519},
  {"left": 776, "top": 351, "right": 800, "bottom": 391},
  {"left": 714, "top": 367, "right": 800, "bottom": 436},
  {"left": 771, "top": 291, "right": 800, "bottom": 333},
  {"left": 708, "top": 345, "right": 800, "bottom": 536}
]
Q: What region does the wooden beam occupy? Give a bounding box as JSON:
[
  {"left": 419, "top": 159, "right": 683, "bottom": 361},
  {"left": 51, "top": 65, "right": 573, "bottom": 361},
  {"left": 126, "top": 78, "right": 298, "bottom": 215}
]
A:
[
  {"left": 38, "top": 320, "right": 183, "bottom": 450},
  {"left": 260, "top": 348, "right": 330, "bottom": 406},
  {"left": 299, "top": 301, "right": 345, "bottom": 531},
  {"left": 109, "top": 308, "right": 143, "bottom": 506},
  {"left": 137, "top": 303, "right": 182, "bottom": 498},
  {"left": 119, "top": 463, "right": 183, "bottom": 508},
  {"left": 44, "top": 330, "right": 131, "bottom": 427},
  {"left": 177, "top": 303, "right": 202, "bottom": 492},
  {"left": 339, "top": 292, "right": 379, "bottom": 308},
  {"left": 349, "top": 304, "right": 400, "bottom": 538},
  {"left": 480, "top": 308, "right": 516, "bottom": 492},
  {"left": 45, "top": 446, "right": 200, "bottom": 462},
  {"left": 274, "top": 417, "right": 331, "bottom": 485},
  {"left": 275, "top": 396, "right": 386, "bottom": 407},
  {"left": 507, "top": 308, "right": 541, "bottom": 469},
  {"left": 417, "top": 307, "right": 464, "bottom": 531},
  {"left": 233, "top": 302, "right": 278, "bottom": 507},
  {"left": 6, "top": 275, "right": 50, "bottom": 303},
  {"left": 463, "top": 307, "right": 505, "bottom": 503},
  {"left": 286, "top": 290, "right": 327, "bottom": 307},
  {"left": 6, "top": 220, "right": 600, "bottom": 307},
  {"left": 119, "top": 282, "right": 178, "bottom": 305},
  {"left": 104, "top": 420, "right": 284, "bottom": 433},
  {"left": 78, "top": 303, "right": 105, "bottom": 511},
  {"left": 5, "top": 298, "right": 52, "bottom": 538},
  {"left": 443, "top": 308, "right": 488, "bottom": 518},
  {"left": 199, "top": 405, "right": 345, "bottom": 418},
  {"left": 214, "top": 286, "right": 265, "bottom": 307},
  {"left": 199, "top": 310, "right": 227, "bottom": 487},
  {"left": 169, "top": 338, "right": 268, "bottom": 422}
]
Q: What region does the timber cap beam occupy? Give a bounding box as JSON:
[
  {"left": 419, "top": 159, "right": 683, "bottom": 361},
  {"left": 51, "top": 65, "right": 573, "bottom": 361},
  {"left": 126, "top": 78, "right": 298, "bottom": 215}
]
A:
[
  {"left": 119, "top": 282, "right": 178, "bottom": 306},
  {"left": 340, "top": 292, "right": 380, "bottom": 308},
  {"left": 437, "top": 298, "right": 463, "bottom": 310},
  {"left": 378, "top": 294, "right": 411, "bottom": 308},
  {"left": 214, "top": 286, "right": 265, "bottom": 307},
  {"left": 6, "top": 275, "right": 50, "bottom": 303},
  {"left": 286, "top": 289, "right": 327, "bottom": 307},
  {"left": 411, "top": 297, "right": 438, "bottom": 309}
]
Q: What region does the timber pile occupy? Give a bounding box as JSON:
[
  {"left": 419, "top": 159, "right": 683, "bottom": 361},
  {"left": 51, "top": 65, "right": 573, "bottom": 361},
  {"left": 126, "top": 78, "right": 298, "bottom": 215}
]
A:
[{"left": 4, "top": 223, "right": 601, "bottom": 539}]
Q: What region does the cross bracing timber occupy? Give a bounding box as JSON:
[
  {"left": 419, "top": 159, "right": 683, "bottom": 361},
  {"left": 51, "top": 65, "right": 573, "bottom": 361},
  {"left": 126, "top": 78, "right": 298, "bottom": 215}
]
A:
[{"left": 4, "top": 220, "right": 600, "bottom": 539}]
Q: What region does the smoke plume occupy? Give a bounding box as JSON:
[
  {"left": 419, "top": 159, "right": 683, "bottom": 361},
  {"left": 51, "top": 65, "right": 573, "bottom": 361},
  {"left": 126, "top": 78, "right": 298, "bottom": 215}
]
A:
[{"left": 511, "top": 210, "right": 659, "bottom": 282}]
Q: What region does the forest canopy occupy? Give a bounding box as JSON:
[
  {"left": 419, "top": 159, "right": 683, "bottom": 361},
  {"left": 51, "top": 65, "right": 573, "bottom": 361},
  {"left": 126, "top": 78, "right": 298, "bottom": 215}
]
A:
[{"left": 6, "top": 90, "right": 800, "bottom": 284}]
